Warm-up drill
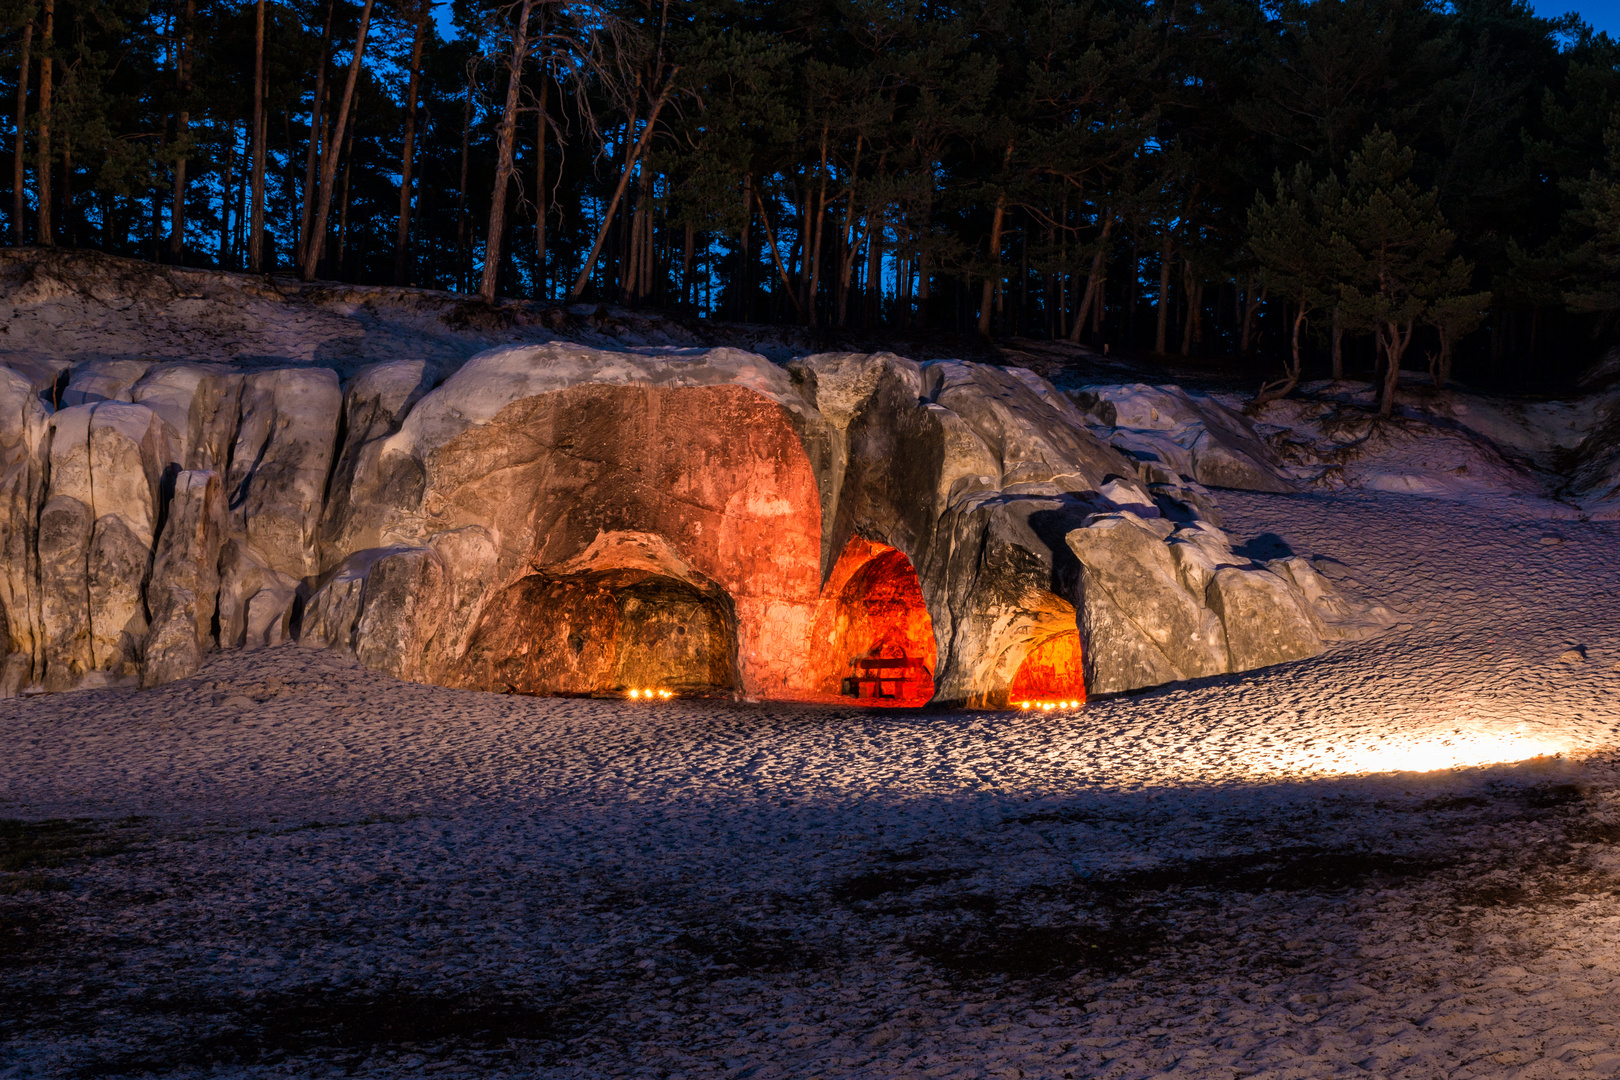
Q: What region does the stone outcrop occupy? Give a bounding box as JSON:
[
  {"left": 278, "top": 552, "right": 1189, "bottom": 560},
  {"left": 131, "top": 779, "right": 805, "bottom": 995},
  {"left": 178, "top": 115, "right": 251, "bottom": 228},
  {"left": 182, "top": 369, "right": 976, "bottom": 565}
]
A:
[
  {"left": 1073, "top": 383, "right": 1299, "bottom": 493},
  {"left": 0, "top": 335, "right": 1395, "bottom": 703}
]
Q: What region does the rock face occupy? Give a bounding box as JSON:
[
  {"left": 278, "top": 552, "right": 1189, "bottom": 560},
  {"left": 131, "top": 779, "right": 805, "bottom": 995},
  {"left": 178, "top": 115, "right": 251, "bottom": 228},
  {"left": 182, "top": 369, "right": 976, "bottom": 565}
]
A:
[
  {"left": 0, "top": 331, "right": 1396, "bottom": 703},
  {"left": 1072, "top": 383, "right": 1298, "bottom": 494}
]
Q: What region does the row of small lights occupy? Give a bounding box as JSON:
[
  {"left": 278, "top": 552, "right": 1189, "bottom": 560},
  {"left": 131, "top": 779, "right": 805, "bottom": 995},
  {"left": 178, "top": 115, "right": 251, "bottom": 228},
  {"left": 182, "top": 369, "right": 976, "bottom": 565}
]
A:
[
  {"left": 1020, "top": 700, "right": 1082, "bottom": 710},
  {"left": 627, "top": 688, "right": 674, "bottom": 700}
]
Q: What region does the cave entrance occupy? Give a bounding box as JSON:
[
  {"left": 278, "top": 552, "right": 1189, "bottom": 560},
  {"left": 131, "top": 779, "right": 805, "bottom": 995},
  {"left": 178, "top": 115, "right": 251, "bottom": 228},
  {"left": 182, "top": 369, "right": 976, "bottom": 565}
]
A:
[
  {"left": 807, "top": 538, "right": 937, "bottom": 707},
  {"left": 458, "top": 562, "right": 740, "bottom": 698},
  {"left": 1008, "top": 629, "right": 1086, "bottom": 707}
]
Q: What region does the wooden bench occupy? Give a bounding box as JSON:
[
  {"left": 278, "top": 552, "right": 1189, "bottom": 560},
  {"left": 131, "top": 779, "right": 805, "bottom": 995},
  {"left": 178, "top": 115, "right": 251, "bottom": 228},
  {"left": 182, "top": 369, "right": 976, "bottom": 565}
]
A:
[{"left": 845, "top": 655, "right": 931, "bottom": 699}]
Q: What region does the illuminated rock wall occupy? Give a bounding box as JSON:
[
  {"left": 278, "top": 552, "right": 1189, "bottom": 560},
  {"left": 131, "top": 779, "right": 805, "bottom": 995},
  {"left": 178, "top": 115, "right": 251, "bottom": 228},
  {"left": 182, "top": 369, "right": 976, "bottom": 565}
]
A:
[{"left": 0, "top": 335, "right": 1396, "bottom": 705}]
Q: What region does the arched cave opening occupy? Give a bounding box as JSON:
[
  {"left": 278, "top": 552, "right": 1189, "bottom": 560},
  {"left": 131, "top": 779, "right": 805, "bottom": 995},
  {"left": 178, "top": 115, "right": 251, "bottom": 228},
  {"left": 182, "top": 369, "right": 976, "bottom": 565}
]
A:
[
  {"left": 807, "top": 538, "right": 937, "bottom": 707},
  {"left": 458, "top": 567, "right": 739, "bottom": 698},
  {"left": 1007, "top": 629, "right": 1086, "bottom": 706}
]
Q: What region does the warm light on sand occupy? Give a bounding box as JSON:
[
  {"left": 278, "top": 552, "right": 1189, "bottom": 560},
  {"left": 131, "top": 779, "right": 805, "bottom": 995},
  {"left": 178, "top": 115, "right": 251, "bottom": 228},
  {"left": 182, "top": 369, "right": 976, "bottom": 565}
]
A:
[
  {"left": 1306, "top": 729, "right": 1568, "bottom": 775},
  {"left": 627, "top": 689, "right": 675, "bottom": 700},
  {"left": 1020, "top": 700, "right": 1081, "bottom": 711}
]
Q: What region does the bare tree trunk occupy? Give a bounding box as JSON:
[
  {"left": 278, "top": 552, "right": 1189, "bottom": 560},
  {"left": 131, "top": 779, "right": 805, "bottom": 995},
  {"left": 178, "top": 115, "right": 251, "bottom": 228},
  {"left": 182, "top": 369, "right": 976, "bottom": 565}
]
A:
[
  {"left": 1089, "top": 258, "right": 1104, "bottom": 334},
  {"left": 976, "top": 191, "right": 1007, "bottom": 338},
  {"left": 641, "top": 172, "right": 656, "bottom": 300},
  {"left": 916, "top": 243, "right": 930, "bottom": 327},
  {"left": 622, "top": 172, "right": 643, "bottom": 304},
  {"left": 300, "top": 0, "right": 373, "bottom": 281},
  {"left": 391, "top": 7, "right": 425, "bottom": 284},
  {"left": 1069, "top": 215, "right": 1113, "bottom": 343},
  {"left": 300, "top": 0, "right": 334, "bottom": 255},
  {"left": 233, "top": 121, "right": 245, "bottom": 260},
  {"left": 248, "top": 0, "right": 265, "bottom": 271},
  {"left": 1331, "top": 306, "right": 1343, "bottom": 379},
  {"left": 1179, "top": 265, "right": 1198, "bottom": 356},
  {"left": 477, "top": 0, "right": 534, "bottom": 303},
  {"left": 219, "top": 125, "right": 234, "bottom": 266},
  {"left": 1155, "top": 233, "right": 1172, "bottom": 353},
  {"left": 456, "top": 74, "right": 470, "bottom": 292},
  {"left": 35, "top": 0, "right": 51, "bottom": 246},
  {"left": 681, "top": 222, "right": 693, "bottom": 305},
  {"left": 1379, "top": 320, "right": 1411, "bottom": 416},
  {"left": 336, "top": 121, "right": 354, "bottom": 272},
  {"left": 736, "top": 173, "right": 751, "bottom": 319},
  {"left": 1254, "top": 301, "right": 1306, "bottom": 406},
  {"left": 806, "top": 155, "right": 829, "bottom": 326},
  {"left": 976, "top": 142, "right": 1013, "bottom": 337},
  {"left": 167, "top": 0, "right": 195, "bottom": 261},
  {"left": 59, "top": 128, "right": 68, "bottom": 244},
  {"left": 12, "top": 20, "right": 30, "bottom": 244},
  {"left": 834, "top": 138, "right": 866, "bottom": 328},
  {"left": 569, "top": 83, "right": 676, "bottom": 302},
  {"left": 532, "top": 54, "right": 548, "bottom": 298},
  {"left": 1240, "top": 277, "right": 1263, "bottom": 353},
  {"left": 865, "top": 220, "right": 882, "bottom": 326},
  {"left": 753, "top": 187, "right": 804, "bottom": 319}
]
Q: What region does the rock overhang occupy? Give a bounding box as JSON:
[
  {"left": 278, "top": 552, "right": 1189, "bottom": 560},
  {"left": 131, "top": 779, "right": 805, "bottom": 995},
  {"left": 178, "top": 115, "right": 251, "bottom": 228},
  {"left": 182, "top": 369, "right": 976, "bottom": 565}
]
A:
[{"left": 0, "top": 334, "right": 1397, "bottom": 706}]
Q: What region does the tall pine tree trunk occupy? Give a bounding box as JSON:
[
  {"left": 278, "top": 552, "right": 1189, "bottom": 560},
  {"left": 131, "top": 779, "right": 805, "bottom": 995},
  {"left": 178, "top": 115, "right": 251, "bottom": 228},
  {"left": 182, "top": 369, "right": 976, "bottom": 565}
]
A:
[
  {"left": 393, "top": 0, "right": 425, "bottom": 285},
  {"left": 301, "top": 0, "right": 334, "bottom": 255},
  {"left": 976, "top": 191, "right": 1007, "bottom": 337},
  {"left": 1331, "top": 306, "right": 1344, "bottom": 379},
  {"left": 456, "top": 76, "right": 470, "bottom": 291},
  {"left": 59, "top": 129, "right": 68, "bottom": 245},
  {"left": 35, "top": 0, "right": 51, "bottom": 246},
  {"left": 569, "top": 83, "right": 675, "bottom": 303},
  {"left": 532, "top": 56, "right": 548, "bottom": 298},
  {"left": 167, "top": 0, "right": 194, "bottom": 262},
  {"left": 1378, "top": 320, "right": 1411, "bottom": 416},
  {"left": 682, "top": 222, "right": 694, "bottom": 305},
  {"left": 219, "top": 126, "right": 234, "bottom": 266},
  {"left": 976, "top": 142, "right": 1013, "bottom": 337},
  {"left": 336, "top": 119, "right": 354, "bottom": 272},
  {"left": 248, "top": 0, "right": 265, "bottom": 271},
  {"left": 12, "top": 20, "right": 30, "bottom": 244},
  {"left": 1155, "top": 232, "right": 1172, "bottom": 353},
  {"left": 477, "top": 0, "right": 534, "bottom": 303},
  {"left": 1069, "top": 215, "right": 1112, "bottom": 343},
  {"left": 300, "top": 0, "right": 372, "bottom": 281},
  {"left": 1180, "top": 264, "right": 1199, "bottom": 356}
]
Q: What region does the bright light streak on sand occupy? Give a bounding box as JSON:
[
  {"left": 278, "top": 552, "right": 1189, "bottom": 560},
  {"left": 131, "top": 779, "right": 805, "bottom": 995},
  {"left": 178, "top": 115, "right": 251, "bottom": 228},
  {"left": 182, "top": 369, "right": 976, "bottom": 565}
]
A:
[{"left": 1268, "top": 726, "right": 1571, "bottom": 776}]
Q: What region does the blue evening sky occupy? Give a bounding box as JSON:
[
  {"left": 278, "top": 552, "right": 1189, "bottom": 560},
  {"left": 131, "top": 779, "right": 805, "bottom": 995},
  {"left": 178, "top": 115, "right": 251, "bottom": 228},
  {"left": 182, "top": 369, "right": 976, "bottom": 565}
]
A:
[{"left": 1534, "top": 0, "right": 1620, "bottom": 36}]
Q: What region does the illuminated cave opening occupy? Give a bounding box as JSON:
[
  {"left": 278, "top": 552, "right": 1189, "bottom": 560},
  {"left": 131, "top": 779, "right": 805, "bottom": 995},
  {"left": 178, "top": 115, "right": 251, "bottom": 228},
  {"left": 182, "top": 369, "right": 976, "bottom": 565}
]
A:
[
  {"left": 806, "top": 538, "right": 937, "bottom": 707},
  {"left": 1007, "top": 629, "right": 1086, "bottom": 707},
  {"left": 459, "top": 567, "right": 739, "bottom": 698}
]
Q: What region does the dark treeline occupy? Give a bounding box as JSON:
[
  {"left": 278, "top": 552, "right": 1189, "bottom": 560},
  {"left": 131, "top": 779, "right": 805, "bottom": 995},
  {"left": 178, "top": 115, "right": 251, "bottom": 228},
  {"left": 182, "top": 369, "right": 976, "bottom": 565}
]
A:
[{"left": 6, "top": 0, "right": 1620, "bottom": 401}]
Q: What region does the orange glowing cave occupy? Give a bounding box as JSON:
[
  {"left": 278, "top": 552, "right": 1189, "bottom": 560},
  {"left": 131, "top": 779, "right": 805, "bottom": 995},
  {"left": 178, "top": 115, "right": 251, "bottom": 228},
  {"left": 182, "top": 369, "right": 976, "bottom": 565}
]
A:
[
  {"left": 804, "top": 538, "right": 938, "bottom": 707},
  {"left": 1007, "top": 630, "right": 1086, "bottom": 708}
]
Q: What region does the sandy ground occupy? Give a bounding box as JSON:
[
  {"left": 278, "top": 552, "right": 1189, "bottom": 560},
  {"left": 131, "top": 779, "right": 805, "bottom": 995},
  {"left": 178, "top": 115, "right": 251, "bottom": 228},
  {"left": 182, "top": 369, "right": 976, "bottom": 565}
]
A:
[{"left": 2, "top": 488, "right": 1620, "bottom": 1079}]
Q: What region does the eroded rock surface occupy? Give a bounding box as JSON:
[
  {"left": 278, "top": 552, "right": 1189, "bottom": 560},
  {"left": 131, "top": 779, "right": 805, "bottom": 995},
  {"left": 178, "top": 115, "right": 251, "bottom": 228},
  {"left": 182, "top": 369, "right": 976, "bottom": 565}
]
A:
[{"left": 0, "top": 266, "right": 1396, "bottom": 702}]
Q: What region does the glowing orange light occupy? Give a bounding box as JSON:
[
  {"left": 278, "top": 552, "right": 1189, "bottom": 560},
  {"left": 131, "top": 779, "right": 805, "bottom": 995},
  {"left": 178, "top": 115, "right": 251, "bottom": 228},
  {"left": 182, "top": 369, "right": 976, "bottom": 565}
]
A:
[{"left": 1008, "top": 630, "right": 1085, "bottom": 710}]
